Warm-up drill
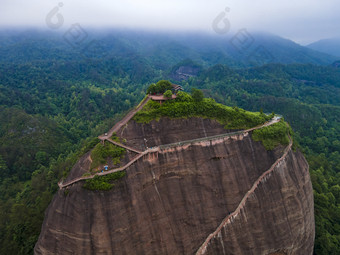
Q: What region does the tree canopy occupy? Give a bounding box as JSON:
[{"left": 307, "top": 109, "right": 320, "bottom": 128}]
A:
[
  {"left": 191, "top": 88, "right": 204, "bottom": 102},
  {"left": 163, "top": 90, "right": 173, "bottom": 98},
  {"left": 147, "top": 80, "right": 172, "bottom": 94}
]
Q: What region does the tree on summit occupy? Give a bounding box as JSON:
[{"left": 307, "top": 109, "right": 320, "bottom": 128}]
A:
[
  {"left": 191, "top": 88, "right": 204, "bottom": 102},
  {"left": 163, "top": 90, "right": 173, "bottom": 98},
  {"left": 156, "top": 80, "right": 172, "bottom": 92},
  {"left": 146, "top": 83, "right": 157, "bottom": 94},
  {"left": 147, "top": 80, "right": 172, "bottom": 94}
]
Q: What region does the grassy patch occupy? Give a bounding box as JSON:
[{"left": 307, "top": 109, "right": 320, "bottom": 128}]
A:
[
  {"left": 111, "top": 132, "right": 127, "bottom": 143},
  {"left": 110, "top": 132, "right": 121, "bottom": 142},
  {"left": 83, "top": 171, "right": 126, "bottom": 191},
  {"left": 134, "top": 94, "right": 272, "bottom": 130},
  {"left": 252, "top": 120, "right": 291, "bottom": 150},
  {"left": 90, "top": 141, "right": 125, "bottom": 170}
]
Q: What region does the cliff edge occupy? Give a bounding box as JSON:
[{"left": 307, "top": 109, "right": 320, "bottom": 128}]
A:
[
  {"left": 35, "top": 118, "right": 314, "bottom": 254},
  {"left": 35, "top": 94, "right": 314, "bottom": 254}
]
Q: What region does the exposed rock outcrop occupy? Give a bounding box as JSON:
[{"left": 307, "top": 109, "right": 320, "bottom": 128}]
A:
[
  {"left": 117, "top": 117, "right": 234, "bottom": 151},
  {"left": 35, "top": 118, "right": 314, "bottom": 254},
  {"left": 169, "top": 66, "right": 201, "bottom": 81}
]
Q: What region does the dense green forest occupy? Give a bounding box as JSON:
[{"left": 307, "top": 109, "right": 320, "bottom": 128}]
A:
[
  {"left": 0, "top": 31, "right": 339, "bottom": 254},
  {"left": 0, "top": 47, "right": 156, "bottom": 254}
]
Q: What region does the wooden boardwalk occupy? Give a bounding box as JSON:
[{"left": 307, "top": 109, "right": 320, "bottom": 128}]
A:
[
  {"left": 58, "top": 152, "right": 147, "bottom": 189},
  {"left": 98, "top": 96, "right": 150, "bottom": 141},
  {"left": 58, "top": 117, "right": 282, "bottom": 189},
  {"left": 106, "top": 138, "right": 142, "bottom": 154}
]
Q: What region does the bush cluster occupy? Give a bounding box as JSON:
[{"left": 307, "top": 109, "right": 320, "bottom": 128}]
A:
[
  {"left": 191, "top": 88, "right": 204, "bottom": 102},
  {"left": 163, "top": 90, "right": 173, "bottom": 98},
  {"left": 252, "top": 120, "right": 291, "bottom": 150},
  {"left": 146, "top": 80, "right": 172, "bottom": 94},
  {"left": 90, "top": 141, "right": 125, "bottom": 170},
  {"left": 83, "top": 171, "right": 126, "bottom": 191}
]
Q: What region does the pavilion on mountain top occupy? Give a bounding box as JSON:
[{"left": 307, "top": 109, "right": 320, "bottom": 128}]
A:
[
  {"left": 171, "top": 84, "right": 183, "bottom": 93},
  {"left": 149, "top": 84, "right": 183, "bottom": 104}
]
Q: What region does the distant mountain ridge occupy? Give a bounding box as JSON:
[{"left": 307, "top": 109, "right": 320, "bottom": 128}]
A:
[
  {"left": 0, "top": 29, "right": 337, "bottom": 69},
  {"left": 307, "top": 38, "right": 340, "bottom": 57}
]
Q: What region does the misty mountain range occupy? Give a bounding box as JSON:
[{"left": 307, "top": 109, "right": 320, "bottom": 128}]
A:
[
  {"left": 0, "top": 29, "right": 338, "bottom": 70},
  {"left": 307, "top": 37, "right": 340, "bottom": 57}
]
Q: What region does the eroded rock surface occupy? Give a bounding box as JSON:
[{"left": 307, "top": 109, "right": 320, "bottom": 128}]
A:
[
  {"left": 35, "top": 118, "right": 314, "bottom": 255},
  {"left": 117, "top": 117, "right": 235, "bottom": 151},
  {"left": 200, "top": 150, "right": 314, "bottom": 255}
]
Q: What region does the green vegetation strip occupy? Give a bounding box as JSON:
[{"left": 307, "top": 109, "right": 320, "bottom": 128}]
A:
[
  {"left": 83, "top": 171, "right": 126, "bottom": 191},
  {"left": 90, "top": 141, "right": 125, "bottom": 170},
  {"left": 134, "top": 91, "right": 272, "bottom": 130},
  {"left": 252, "top": 120, "right": 291, "bottom": 150}
]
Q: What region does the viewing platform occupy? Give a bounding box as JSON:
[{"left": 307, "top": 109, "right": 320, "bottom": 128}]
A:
[{"left": 150, "top": 94, "right": 177, "bottom": 104}]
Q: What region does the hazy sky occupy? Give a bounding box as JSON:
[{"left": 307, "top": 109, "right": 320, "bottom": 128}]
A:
[{"left": 1, "top": 0, "right": 339, "bottom": 44}]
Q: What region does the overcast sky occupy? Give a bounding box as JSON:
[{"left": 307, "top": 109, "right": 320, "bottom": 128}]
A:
[{"left": 1, "top": 0, "right": 339, "bottom": 44}]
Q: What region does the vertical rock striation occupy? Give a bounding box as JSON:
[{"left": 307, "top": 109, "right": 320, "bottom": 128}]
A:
[
  {"left": 197, "top": 149, "right": 314, "bottom": 255},
  {"left": 35, "top": 118, "right": 314, "bottom": 254}
]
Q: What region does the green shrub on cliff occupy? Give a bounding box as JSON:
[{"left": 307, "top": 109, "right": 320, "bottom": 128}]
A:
[
  {"left": 90, "top": 142, "right": 125, "bottom": 170},
  {"left": 83, "top": 171, "right": 126, "bottom": 191},
  {"left": 134, "top": 92, "right": 271, "bottom": 129},
  {"left": 252, "top": 120, "right": 291, "bottom": 150},
  {"left": 191, "top": 88, "right": 204, "bottom": 102},
  {"left": 175, "top": 91, "right": 193, "bottom": 102}
]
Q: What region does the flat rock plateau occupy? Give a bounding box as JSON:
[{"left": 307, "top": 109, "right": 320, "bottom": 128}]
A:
[{"left": 35, "top": 117, "right": 314, "bottom": 255}]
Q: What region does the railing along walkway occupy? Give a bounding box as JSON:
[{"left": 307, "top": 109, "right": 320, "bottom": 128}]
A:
[{"left": 59, "top": 117, "right": 281, "bottom": 189}]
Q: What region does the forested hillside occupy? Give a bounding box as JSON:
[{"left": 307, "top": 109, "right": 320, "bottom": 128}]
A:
[
  {"left": 0, "top": 30, "right": 339, "bottom": 254},
  {"left": 0, "top": 29, "right": 336, "bottom": 68},
  {"left": 308, "top": 38, "right": 340, "bottom": 57}
]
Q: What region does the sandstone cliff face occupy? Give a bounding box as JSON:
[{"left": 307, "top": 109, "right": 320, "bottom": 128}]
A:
[
  {"left": 35, "top": 118, "right": 314, "bottom": 254},
  {"left": 117, "top": 117, "right": 235, "bottom": 151},
  {"left": 199, "top": 150, "right": 314, "bottom": 255}
]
